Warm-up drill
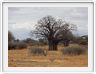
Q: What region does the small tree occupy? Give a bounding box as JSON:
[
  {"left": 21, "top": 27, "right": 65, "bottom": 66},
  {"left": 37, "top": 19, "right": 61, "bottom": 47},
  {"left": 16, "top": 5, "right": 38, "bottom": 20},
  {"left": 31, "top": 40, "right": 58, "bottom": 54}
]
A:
[
  {"left": 78, "top": 35, "right": 88, "bottom": 45},
  {"left": 8, "top": 31, "right": 15, "bottom": 42},
  {"left": 62, "top": 31, "right": 74, "bottom": 46},
  {"left": 25, "top": 38, "right": 33, "bottom": 43},
  {"left": 31, "top": 16, "right": 76, "bottom": 51},
  {"left": 8, "top": 31, "right": 15, "bottom": 50}
]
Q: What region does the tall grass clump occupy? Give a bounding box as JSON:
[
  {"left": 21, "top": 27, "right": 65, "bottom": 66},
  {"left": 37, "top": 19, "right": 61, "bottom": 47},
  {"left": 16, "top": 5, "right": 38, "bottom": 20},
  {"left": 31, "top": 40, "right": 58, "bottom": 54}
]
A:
[
  {"left": 28, "top": 47, "right": 47, "bottom": 56},
  {"left": 61, "top": 45, "right": 86, "bottom": 55}
]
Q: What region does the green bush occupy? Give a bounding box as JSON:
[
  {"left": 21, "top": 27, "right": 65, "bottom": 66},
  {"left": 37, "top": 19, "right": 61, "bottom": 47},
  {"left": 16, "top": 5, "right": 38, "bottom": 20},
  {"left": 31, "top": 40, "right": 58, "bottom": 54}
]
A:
[
  {"left": 61, "top": 45, "right": 85, "bottom": 55},
  {"left": 28, "top": 47, "right": 47, "bottom": 56}
]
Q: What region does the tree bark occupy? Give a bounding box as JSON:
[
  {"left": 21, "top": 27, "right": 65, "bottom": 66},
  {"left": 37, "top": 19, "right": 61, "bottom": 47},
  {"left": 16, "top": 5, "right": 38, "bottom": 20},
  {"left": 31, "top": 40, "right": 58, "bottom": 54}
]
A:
[{"left": 48, "top": 41, "right": 58, "bottom": 51}]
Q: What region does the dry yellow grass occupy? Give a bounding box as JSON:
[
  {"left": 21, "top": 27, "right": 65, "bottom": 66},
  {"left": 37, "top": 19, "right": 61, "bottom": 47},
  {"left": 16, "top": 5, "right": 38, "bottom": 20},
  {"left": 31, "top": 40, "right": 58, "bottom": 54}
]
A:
[{"left": 8, "top": 45, "right": 88, "bottom": 67}]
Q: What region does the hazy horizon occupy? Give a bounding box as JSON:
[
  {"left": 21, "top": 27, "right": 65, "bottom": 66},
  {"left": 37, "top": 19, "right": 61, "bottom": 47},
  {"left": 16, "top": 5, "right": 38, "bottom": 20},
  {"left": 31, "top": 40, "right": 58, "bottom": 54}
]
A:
[{"left": 8, "top": 7, "right": 88, "bottom": 40}]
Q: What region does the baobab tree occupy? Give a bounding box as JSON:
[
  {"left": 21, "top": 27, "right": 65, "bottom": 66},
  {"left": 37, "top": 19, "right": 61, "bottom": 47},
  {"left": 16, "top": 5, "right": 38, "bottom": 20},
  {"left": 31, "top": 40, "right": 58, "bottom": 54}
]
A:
[{"left": 31, "top": 16, "right": 76, "bottom": 51}]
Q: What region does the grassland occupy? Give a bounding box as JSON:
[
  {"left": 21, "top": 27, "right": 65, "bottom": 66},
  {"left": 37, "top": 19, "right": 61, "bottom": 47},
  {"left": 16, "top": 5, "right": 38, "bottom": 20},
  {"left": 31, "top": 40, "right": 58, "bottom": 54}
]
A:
[{"left": 8, "top": 45, "right": 88, "bottom": 67}]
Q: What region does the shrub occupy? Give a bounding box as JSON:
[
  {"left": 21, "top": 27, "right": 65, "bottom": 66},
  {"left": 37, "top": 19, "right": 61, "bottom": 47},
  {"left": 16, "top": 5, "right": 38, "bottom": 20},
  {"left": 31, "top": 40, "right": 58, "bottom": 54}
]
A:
[
  {"left": 28, "top": 47, "right": 47, "bottom": 56},
  {"left": 15, "top": 42, "right": 27, "bottom": 49},
  {"left": 61, "top": 45, "right": 85, "bottom": 55},
  {"left": 79, "top": 40, "right": 88, "bottom": 45},
  {"left": 8, "top": 42, "right": 15, "bottom": 50},
  {"left": 8, "top": 41, "right": 27, "bottom": 50}
]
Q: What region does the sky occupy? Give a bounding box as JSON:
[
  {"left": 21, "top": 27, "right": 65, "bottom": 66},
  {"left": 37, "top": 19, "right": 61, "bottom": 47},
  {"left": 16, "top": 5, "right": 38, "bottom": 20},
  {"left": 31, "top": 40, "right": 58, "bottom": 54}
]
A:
[{"left": 8, "top": 7, "right": 88, "bottom": 40}]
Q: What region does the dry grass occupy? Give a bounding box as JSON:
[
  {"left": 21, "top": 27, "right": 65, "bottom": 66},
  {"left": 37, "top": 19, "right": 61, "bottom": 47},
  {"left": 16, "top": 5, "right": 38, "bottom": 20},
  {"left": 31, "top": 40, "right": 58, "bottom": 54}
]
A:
[{"left": 8, "top": 45, "right": 88, "bottom": 67}]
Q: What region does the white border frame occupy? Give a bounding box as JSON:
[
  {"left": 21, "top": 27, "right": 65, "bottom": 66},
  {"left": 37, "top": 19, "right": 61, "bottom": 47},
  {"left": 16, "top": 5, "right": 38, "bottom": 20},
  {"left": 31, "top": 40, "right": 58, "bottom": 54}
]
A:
[
  {"left": 2, "top": 0, "right": 95, "bottom": 2},
  {"left": 0, "top": 2, "right": 2, "bottom": 71},
  {"left": 94, "top": 1, "right": 96, "bottom": 72},
  {"left": 2, "top": 1, "right": 94, "bottom": 73}
]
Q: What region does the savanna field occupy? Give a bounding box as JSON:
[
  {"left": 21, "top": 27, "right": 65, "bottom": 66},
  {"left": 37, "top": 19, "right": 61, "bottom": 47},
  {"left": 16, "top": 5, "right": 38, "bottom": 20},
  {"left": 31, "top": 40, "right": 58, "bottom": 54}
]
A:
[
  {"left": 8, "top": 7, "right": 88, "bottom": 67},
  {"left": 8, "top": 15, "right": 88, "bottom": 67},
  {"left": 8, "top": 44, "right": 88, "bottom": 67}
]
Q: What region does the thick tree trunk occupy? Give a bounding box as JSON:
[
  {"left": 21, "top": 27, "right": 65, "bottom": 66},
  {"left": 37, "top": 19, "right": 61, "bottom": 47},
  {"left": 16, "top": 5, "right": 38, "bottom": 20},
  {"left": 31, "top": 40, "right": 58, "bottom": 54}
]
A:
[{"left": 48, "top": 41, "right": 58, "bottom": 51}]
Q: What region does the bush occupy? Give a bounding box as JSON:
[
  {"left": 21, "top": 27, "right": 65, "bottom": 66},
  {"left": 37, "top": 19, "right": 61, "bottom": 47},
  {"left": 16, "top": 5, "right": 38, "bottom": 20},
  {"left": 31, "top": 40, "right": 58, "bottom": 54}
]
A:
[
  {"left": 15, "top": 42, "right": 27, "bottom": 49},
  {"left": 28, "top": 47, "right": 47, "bottom": 56},
  {"left": 8, "top": 42, "right": 15, "bottom": 50},
  {"left": 8, "top": 41, "right": 27, "bottom": 50},
  {"left": 61, "top": 45, "right": 85, "bottom": 55},
  {"left": 79, "top": 40, "right": 88, "bottom": 45}
]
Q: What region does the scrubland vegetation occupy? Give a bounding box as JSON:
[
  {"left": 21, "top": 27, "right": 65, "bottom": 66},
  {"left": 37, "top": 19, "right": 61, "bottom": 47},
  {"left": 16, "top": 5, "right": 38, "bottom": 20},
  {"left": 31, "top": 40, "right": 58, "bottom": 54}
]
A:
[{"left": 8, "top": 16, "right": 88, "bottom": 67}]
